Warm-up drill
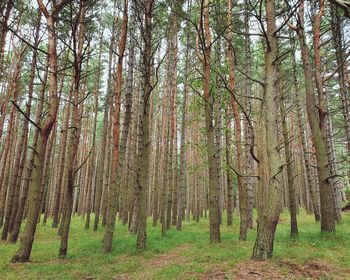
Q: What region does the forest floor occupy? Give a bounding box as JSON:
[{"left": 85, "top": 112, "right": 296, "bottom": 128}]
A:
[{"left": 1, "top": 211, "right": 350, "bottom": 280}]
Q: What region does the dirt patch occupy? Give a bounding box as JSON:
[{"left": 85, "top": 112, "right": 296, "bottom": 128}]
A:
[
  {"left": 231, "top": 260, "right": 286, "bottom": 280},
  {"left": 113, "top": 244, "right": 190, "bottom": 280},
  {"left": 143, "top": 244, "right": 189, "bottom": 268},
  {"left": 199, "top": 259, "right": 349, "bottom": 280},
  {"left": 278, "top": 259, "right": 348, "bottom": 279},
  {"left": 113, "top": 276, "right": 133, "bottom": 280},
  {"left": 199, "top": 267, "right": 231, "bottom": 280}
]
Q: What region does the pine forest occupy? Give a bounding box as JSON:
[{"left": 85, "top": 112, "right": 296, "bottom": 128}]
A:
[{"left": 1, "top": 0, "right": 350, "bottom": 279}]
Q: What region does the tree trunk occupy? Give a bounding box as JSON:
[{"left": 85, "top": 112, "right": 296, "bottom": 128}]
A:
[
  {"left": 0, "top": 0, "right": 13, "bottom": 71},
  {"left": 135, "top": 0, "right": 154, "bottom": 250},
  {"left": 289, "top": 39, "right": 317, "bottom": 217},
  {"left": 225, "top": 113, "right": 234, "bottom": 227},
  {"left": 325, "top": 95, "right": 343, "bottom": 221},
  {"left": 312, "top": 0, "right": 336, "bottom": 232},
  {"left": 93, "top": 13, "right": 118, "bottom": 231},
  {"left": 293, "top": 0, "right": 335, "bottom": 232},
  {"left": 243, "top": 0, "right": 254, "bottom": 230},
  {"left": 0, "top": 47, "right": 25, "bottom": 194},
  {"left": 59, "top": 2, "right": 87, "bottom": 258},
  {"left": 197, "top": 0, "right": 221, "bottom": 243},
  {"left": 330, "top": 4, "right": 350, "bottom": 195},
  {"left": 152, "top": 118, "right": 161, "bottom": 227},
  {"left": 252, "top": 0, "right": 283, "bottom": 261},
  {"left": 160, "top": 73, "right": 170, "bottom": 237},
  {"left": 227, "top": 0, "right": 247, "bottom": 240},
  {"left": 8, "top": 53, "right": 48, "bottom": 244},
  {"left": 279, "top": 80, "right": 298, "bottom": 238},
  {"left": 102, "top": 0, "right": 128, "bottom": 253},
  {"left": 52, "top": 83, "right": 72, "bottom": 228},
  {"left": 166, "top": 9, "right": 178, "bottom": 230},
  {"left": 1, "top": 58, "right": 24, "bottom": 240},
  {"left": 12, "top": 1, "right": 69, "bottom": 261},
  {"left": 85, "top": 37, "right": 102, "bottom": 230},
  {"left": 176, "top": 26, "right": 189, "bottom": 230}
]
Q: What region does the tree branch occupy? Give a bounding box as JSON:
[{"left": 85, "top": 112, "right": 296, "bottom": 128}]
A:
[{"left": 11, "top": 101, "right": 42, "bottom": 131}]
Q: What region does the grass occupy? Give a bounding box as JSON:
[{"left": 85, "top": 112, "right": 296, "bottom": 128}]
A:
[{"left": 1, "top": 211, "right": 350, "bottom": 279}]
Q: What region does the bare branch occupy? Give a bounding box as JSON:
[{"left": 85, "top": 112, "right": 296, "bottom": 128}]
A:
[{"left": 11, "top": 101, "right": 42, "bottom": 131}]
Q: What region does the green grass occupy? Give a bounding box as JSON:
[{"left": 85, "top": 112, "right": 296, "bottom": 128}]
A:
[{"left": 1, "top": 211, "right": 350, "bottom": 279}]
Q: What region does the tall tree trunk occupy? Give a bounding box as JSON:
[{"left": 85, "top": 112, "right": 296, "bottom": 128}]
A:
[
  {"left": 243, "top": 0, "right": 254, "bottom": 230},
  {"left": 252, "top": 0, "right": 283, "bottom": 261},
  {"left": 197, "top": 0, "right": 221, "bottom": 243},
  {"left": 225, "top": 113, "right": 234, "bottom": 227},
  {"left": 59, "top": 1, "right": 86, "bottom": 258},
  {"left": 120, "top": 3, "right": 136, "bottom": 228},
  {"left": 0, "top": 0, "right": 13, "bottom": 71},
  {"left": 52, "top": 82, "right": 72, "bottom": 228},
  {"left": 312, "top": 0, "right": 336, "bottom": 232},
  {"left": 1, "top": 48, "right": 25, "bottom": 240},
  {"left": 0, "top": 127, "right": 16, "bottom": 228},
  {"left": 8, "top": 54, "right": 48, "bottom": 244},
  {"left": 135, "top": 0, "right": 154, "bottom": 250},
  {"left": 214, "top": 41, "right": 223, "bottom": 225},
  {"left": 227, "top": 0, "right": 247, "bottom": 240},
  {"left": 12, "top": 0, "right": 71, "bottom": 261},
  {"left": 102, "top": 116, "right": 113, "bottom": 227},
  {"left": 176, "top": 24, "right": 190, "bottom": 230},
  {"left": 115, "top": 0, "right": 134, "bottom": 226},
  {"left": 166, "top": 9, "right": 178, "bottom": 230},
  {"left": 93, "top": 107, "right": 108, "bottom": 231},
  {"left": 160, "top": 68, "right": 171, "bottom": 237},
  {"left": 128, "top": 93, "right": 140, "bottom": 233},
  {"left": 279, "top": 80, "right": 298, "bottom": 238},
  {"left": 292, "top": 0, "right": 335, "bottom": 232},
  {"left": 93, "top": 12, "right": 118, "bottom": 231},
  {"left": 85, "top": 36, "right": 102, "bottom": 230},
  {"left": 325, "top": 96, "right": 343, "bottom": 221},
  {"left": 289, "top": 38, "right": 318, "bottom": 217},
  {"left": 102, "top": 0, "right": 128, "bottom": 253},
  {"left": 330, "top": 4, "right": 350, "bottom": 193},
  {"left": 152, "top": 117, "right": 161, "bottom": 227},
  {"left": 0, "top": 47, "right": 25, "bottom": 193}
]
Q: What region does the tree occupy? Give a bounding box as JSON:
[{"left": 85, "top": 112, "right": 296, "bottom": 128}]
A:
[
  {"left": 290, "top": 0, "right": 336, "bottom": 233},
  {"left": 135, "top": 0, "right": 154, "bottom": 250},
  {"left": 227, "top": 0, "right": 247, "bottom": 239},
  {"left": 12, "top": 0, "right": 72, "bottom": 262},
  {"left": 102, "top": 0, "right": 128, "bottom": 253},
  {"left": 252, "top": 0, "right": 283, "bottom": 261},
  {"left": 176, "top": 6, "right": 191, "bottom": 230},
  {"left": 196, "top": 0, "right": 221, "bottom": 243},
  {"left": 59, "top": 0, "right": 89, "bottom": 258}
]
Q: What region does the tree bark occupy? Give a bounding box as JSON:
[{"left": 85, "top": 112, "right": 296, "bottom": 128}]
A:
[
  {"left": 135, "top": 0, "right": 154, "bottom": 251},
  {"left": 225, "top": 113, "right": 234, "bottom": 227},
  {"left": 292, "top": 0, "right": 335, "bottom": 232},
  {"left": 93, "top": 10, "right": 118, "bottom": 231},
  {"left": 102, "top": 0, "right": 128, "bottom": 253},
  {"left": 176, "top": 24, "right": 190, "bottom": 230},
  {"left": 279, "top": 79, "right": 298, "bottom": 238},
  {"left": 1, "top": 49, "right": 25, "bottom": 240},
  {"left": 12, "top": 0, "right": 70, "bottom": 261},
  {"left": 243, "top": 0, "right": 254, "bottom": 230},
  {"left": 59, "top": 1, "right": 87, "bottom": 258},
  {"left": 197, "top": 0, "right": 221, "bottom": 243},
  {"left": 312, "top": 0, "right": 336, "bottom": 232},
  {"left": 8, "top": 54, "right": 48, "bottom": 244},
  {"left": 252, "top": 0, "right": 283, "bottom": 261},
  {"left": 227, "top": 0, "right": 247, "bottom": 239}
]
